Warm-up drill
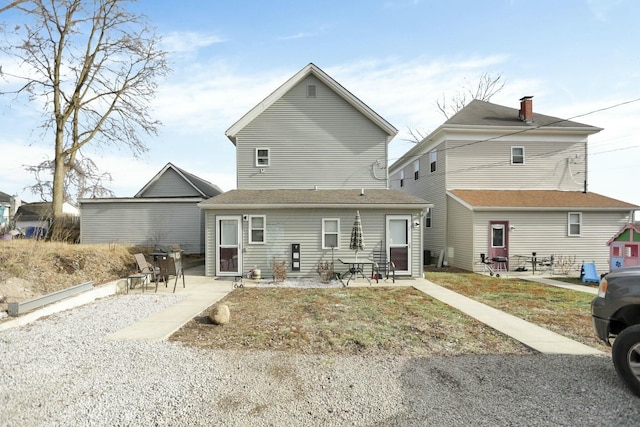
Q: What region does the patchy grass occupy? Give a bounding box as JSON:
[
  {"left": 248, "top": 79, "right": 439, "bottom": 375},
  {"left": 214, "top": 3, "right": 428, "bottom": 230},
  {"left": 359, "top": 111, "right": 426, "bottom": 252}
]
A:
[
  {"left": 170, "top": 287, "right": 532, "bottom": 356},
  {"left": 424, "top": 271, "right": 608, "bottom": 352}
]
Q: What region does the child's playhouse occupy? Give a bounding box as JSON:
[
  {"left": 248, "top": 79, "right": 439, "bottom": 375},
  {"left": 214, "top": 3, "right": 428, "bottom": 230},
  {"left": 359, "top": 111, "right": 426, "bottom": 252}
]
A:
[{"left": 607, "top": 222, "right": 640, "bottom": 271}]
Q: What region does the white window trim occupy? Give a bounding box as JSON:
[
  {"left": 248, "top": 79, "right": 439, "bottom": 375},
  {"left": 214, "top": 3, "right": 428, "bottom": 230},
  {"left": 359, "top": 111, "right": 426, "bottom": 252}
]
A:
[
  {"left": 424, "top": 208, "right": 432, "bottom": 228},
  {"left": 249, "top": 215, "right": 266, "bottom": 244},
  {"left": 255, "top": 148, "right": 270, "bottom": 167},
  {"left": 429, "top": 150, "right": 437, "bottom": 173},
  {"left": 399, "top": 170, "right": 405, "bottom": 187},
  {"left": 568, "top": 212, "right": 582, "bottom": 236},
  {"left": 511, "top": 146, "right": 525, "bottom": 165},
  {"left": 414, "top": 160, "right": 420, "bottom": 180},
  {"left": 322, "top": 218, "right": 340, "bottom": 249}
]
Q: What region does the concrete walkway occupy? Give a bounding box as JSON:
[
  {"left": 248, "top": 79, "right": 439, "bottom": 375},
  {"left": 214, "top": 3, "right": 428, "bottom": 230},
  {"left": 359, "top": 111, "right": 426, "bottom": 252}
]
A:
[
  {"left": 412, "top": 277, "right": 603, "bottom": 355},
  {"left": 522, "top": 275, "right": 598, "bottom": 295},
  {"left": 105, "top": 266, "right": 232, "bottom": 341},
  {"left": 102, "top": 269, "right": 604, "bottom": 356}
]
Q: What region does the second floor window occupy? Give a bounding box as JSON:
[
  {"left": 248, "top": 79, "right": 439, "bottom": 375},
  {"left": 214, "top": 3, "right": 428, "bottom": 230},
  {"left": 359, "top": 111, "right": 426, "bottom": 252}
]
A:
[
  {"left": 511, "top": 147, "right": 525, "bottom": 164},
  {"left": 256, "top": 148, "right": 270, "bottom": 167},
  {"left": 429, "top": 150, "right": 437, "bottom": 173},
  {"left": 568, "top": 212, "right": 582, "bottom": 236},
  {"left": 425, "top": 208, "right": 432, "bottom": 228},
  {"left": 400, "top": 170, "right": 405, "bottom": 187},
  {"left": 414, "top": 160, "right": 419, "bottom": 180},
  {"left": 249, "top": 215, "right": 266, "bottom": 244},
  {"left": 322, "top": 218, "right": 340, "bottom": 249}
]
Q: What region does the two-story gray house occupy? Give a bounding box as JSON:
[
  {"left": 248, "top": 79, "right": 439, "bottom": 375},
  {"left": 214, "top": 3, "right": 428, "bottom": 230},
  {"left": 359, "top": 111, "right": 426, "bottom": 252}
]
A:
[
  {"left": 199, "top": 63, "right": 430, "bottom": 279},
  {"left": 389, "top": 97, "right": 639, "bottom": 274}
]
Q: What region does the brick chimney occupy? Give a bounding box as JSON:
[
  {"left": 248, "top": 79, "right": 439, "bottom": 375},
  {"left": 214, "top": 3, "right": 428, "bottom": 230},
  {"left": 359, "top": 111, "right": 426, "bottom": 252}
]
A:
[{"left": 519, "top": 96, "right": 533, "bottom": 123}]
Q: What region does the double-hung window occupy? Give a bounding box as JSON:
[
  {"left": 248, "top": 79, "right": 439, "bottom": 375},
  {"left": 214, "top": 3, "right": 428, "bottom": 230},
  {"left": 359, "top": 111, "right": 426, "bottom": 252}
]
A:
[
  {"left": 322, "top": 218, "right": 340, "bottom": 249},
  {"left": 256, "top": 148, "right": 270, "bottom": 167},
  {"left": 249, "top": 215, "right": 266, "bottom": 244},
  {"left": 429, "top": 150, "right": 437, "bottom": 173},
  {"left": 400, "top": 170, "right": 405, "bottom": 187},
  {"left": 511, "top": 146, "right": 525, "bottom": 165},
  {"left": 425, "top": 208, "right": 432, "bottom": 228},
  {"left": 568, "top": 212, "right": 582, "bottom": 236},
  {"left": 414, "top": 160, "right": 420, "bottom": 180}
]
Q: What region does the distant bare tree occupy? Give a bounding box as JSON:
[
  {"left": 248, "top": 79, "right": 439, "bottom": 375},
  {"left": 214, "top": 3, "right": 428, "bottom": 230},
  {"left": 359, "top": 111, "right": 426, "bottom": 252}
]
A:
[
  {"left": 436, "top": 72, "right": 505, "bottom": 119},
  {"left": 0, "top": 0, "right": 169, "bottom": 226},
  {"left": 403, "top": 72, "right": 505, "bottom": 144}
]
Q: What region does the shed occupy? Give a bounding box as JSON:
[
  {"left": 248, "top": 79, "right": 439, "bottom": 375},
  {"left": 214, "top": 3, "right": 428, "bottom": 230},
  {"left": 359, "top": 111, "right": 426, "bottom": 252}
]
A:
[{"left": 607, "top": 222, "right": 640, "bottom": 271}]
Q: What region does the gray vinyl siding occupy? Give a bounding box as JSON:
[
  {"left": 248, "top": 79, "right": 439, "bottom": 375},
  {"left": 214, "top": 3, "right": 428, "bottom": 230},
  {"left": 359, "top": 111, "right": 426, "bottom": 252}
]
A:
[
  {"left": 446, "top": 136, "right": 586, "bottom": 191},
  {"left": 235, "top": 75, "right": 388, "bottom": 190},
  {"left": 446, "top": 196, "right": 474, "bottom": 270},
  {"left": 470, "top": 210, "right": 629, "bottom": 275},
  {"left": 80, "top": 201, "right": 205, "bottom": 254},
  {"left": 139, "top": 168, "right": 202, "bottom": 197},
  {"left": 390, "top": 142, "right": 447, "bottom": 266},
  {"left": 204, "top": 208, "right": 422, "bottom": 279}
]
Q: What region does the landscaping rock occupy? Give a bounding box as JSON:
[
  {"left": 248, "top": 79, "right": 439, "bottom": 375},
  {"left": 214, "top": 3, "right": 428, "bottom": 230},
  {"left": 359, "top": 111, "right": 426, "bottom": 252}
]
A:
[{"left": 209, "top": 304, "right": 230, "bottom": 325}]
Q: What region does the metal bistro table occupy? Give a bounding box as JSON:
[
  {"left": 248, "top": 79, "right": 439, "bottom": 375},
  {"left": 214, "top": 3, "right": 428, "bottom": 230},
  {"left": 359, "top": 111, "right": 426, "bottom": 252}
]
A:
[{"left": 338, "top": 257, "right": 377, "bottom": 286}]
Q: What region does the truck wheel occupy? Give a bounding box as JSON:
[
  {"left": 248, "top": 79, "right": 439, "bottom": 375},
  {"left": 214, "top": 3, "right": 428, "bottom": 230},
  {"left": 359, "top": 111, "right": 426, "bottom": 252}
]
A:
[{"left": 612, "top": 324, "right": 640, "bottom": 397}]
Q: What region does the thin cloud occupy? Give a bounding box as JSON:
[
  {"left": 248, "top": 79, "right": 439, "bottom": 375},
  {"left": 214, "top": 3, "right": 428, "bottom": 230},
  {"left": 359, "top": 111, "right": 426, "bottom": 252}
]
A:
[
  {"left": 161, "top": 31, "right": 225, "bottom": 54},
  {"left": 278, "top": 32, "right": 314, "bottom": 40}
]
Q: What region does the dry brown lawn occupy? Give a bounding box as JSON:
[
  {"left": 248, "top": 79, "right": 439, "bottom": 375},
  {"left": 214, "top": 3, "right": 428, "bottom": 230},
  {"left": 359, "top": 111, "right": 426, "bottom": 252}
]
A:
[{"left": 170, "top": 286, "right": 533, "bottom": 356}]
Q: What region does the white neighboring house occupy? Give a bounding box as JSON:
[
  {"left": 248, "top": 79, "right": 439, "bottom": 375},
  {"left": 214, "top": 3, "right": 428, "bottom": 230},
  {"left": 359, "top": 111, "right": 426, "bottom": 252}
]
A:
[
  {"left": 389, "top": 97, "right": 639, "bottom": 274},
  {"left": 0, "top": 191, "right": 20, "bottom": 236}
]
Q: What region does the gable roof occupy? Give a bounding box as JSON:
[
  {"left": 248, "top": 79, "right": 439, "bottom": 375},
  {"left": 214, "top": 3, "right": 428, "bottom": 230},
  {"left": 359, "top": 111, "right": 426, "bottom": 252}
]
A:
[
  {"left": 449, "top": 190, "right": 638, "bottom": 211},
  {"left": 199, "top": 189, "right": 430, "bottom": 210},
  {"left": 0, "top": 191, "right": 12, "bottom": 204},
  {"left": 135, "top": 163, "right": 222, "bottom": 198},
  {"left": 445, "top": 99, "right": 601, "bottom": 130},
  {"left": 225, "top": 63, "right": 398, "bottom": 144},
  {"left": 14, "top": 202, "right": 53, "bottom": 221}
]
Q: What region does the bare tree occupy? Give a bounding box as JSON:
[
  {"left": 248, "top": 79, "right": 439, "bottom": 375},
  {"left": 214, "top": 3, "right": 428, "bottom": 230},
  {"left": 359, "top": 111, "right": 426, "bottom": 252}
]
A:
[
  {"left": 436, "top": 72, "right": 505, "bottom": 119},
  {"left": 0, "top": 0, "right": 169, "bottom": 224}
]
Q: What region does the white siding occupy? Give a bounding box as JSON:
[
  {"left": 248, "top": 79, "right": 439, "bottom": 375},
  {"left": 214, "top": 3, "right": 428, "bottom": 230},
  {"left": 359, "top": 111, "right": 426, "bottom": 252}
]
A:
[
  {"left": 470, "top": 210, "right": 629, "bottom": 274},
  {"left": 204, "top": 208, "right": 423, "bottom": 279},
  {"left": 80, "top": 201, "right": 205, "bottom": 253},
  {"left": 236, "top": 75, "right": 388, "bottom": 190},
  {"left": 446, "top": 135, "right": 586, "bottom": 191}
]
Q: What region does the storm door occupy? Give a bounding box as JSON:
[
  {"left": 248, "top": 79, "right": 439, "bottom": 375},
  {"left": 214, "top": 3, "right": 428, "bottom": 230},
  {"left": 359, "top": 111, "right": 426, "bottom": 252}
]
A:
[
  {"left": 217, "top": 216, "right": 242, "bottom": 276},
  {"left": 387, "top": 215, "right": 411, "bottom": 275}
]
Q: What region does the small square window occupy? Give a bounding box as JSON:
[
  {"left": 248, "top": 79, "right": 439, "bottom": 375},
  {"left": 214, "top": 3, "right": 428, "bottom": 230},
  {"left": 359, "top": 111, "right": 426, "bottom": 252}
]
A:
[
  {"left": 256, "top": 148, "right": 270, "bottom": 167},
  {"left": 511, "top": 147, "right": 525, "bottom": 165},
  {"left": 249, "top": 215, "right": 266, "bottom": 244},
  {"left": 568, "top": 212, "right": 581, "bottom": 236},
  {"left": 322, "top": 218, "right": 340, "bottom": 249}
]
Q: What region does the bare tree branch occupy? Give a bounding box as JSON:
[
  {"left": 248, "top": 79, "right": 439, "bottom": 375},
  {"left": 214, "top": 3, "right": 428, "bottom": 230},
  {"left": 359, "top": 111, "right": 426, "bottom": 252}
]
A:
[
  {"left": 436, "top": 72, "right": 505, "bottom": 119},
  {"left": 1, "top": 0, "right": 170, "bottom": 223}
]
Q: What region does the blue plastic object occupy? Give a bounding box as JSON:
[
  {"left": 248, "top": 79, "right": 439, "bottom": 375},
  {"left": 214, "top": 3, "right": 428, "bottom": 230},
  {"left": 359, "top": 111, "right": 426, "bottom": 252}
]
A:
[{"left": 580, "top": 262, "right": 600, "bottom": 283}]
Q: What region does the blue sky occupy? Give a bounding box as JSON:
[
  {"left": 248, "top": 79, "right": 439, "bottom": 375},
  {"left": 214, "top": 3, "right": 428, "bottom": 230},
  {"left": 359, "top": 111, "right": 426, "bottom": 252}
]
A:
[{"left": 1, "top": 0, "right": 639, "bottom": 209}]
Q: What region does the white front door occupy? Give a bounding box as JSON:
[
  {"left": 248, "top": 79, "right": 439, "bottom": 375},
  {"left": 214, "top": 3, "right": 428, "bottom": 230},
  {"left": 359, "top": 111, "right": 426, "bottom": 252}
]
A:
[
  {"left": 216, "top": 216, "right": 242, "bottom": 276},
  {"left": 387, "top": 215, "right": 411, "bottom": 275}
]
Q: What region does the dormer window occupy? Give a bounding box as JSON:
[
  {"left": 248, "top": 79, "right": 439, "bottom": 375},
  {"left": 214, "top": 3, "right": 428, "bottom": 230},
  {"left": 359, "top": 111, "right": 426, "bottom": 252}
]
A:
[
  {"left": 307, "top": 84, "right": 317, "bottom": 98},
  {"left": 256, "top": 148, "right": 270, "bottom": 167}
]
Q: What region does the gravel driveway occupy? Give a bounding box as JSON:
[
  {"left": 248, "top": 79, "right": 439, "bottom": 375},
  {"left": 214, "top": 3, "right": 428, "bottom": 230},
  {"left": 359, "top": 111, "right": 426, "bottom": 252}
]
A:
[{"left": 1, "top": 294, "right": 639, "bottom": 426}]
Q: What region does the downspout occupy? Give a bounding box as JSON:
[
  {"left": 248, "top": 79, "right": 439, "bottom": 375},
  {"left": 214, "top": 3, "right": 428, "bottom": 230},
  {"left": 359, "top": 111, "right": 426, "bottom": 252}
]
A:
[{"left": 583, "top": 139, "right": 588, "bottom": 193}]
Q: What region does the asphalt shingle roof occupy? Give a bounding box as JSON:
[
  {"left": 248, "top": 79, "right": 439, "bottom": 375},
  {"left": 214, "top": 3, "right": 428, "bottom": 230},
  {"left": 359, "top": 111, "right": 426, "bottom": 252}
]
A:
[
  {"left": 445, "top": 100, "right": 599, "bottom": 129},
  {"left": 199, "top": 189, "right": 430, "bottom": 208},
  {"left": 449, "top": 189, "right": 638, "bottom": 209}
]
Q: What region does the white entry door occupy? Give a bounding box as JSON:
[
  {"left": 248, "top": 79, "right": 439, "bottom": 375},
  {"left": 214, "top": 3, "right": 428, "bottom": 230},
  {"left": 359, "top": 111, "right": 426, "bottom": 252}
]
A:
[
  {"left": 387, "top": 215, "right": 411, "bottom": 275},
  {"left": 216, "top": 216, "right": 242, "bottom": 276}
]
